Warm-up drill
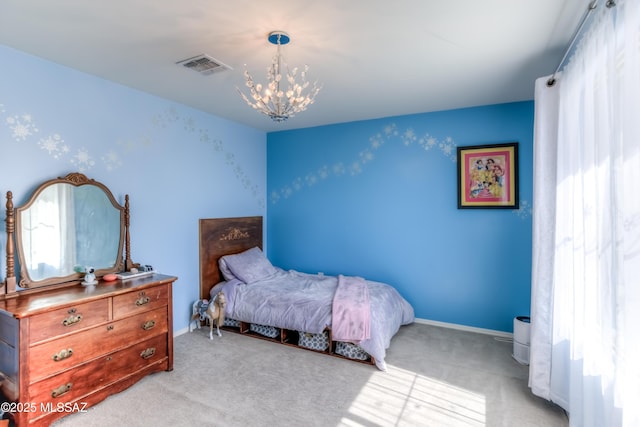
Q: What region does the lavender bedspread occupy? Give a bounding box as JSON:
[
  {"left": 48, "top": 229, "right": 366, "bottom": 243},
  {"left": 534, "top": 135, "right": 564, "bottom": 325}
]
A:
[{"left": 211, "top": 269, "right": 414, "bottom": 371}]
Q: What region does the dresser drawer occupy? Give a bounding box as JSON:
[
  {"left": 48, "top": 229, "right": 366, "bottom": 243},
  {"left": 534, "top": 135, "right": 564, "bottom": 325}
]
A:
[
  {"left": 29, "top": 306, "right": 168, "bottom": 382},
  {"left": 29, "top": 299, "right": 109, "bottom": 344},
  {"left": 112, "top": 284, "right": 169, "bottom": 319},
  {"left": 28, "top": 334, "right": 168, "bottom": 422}
]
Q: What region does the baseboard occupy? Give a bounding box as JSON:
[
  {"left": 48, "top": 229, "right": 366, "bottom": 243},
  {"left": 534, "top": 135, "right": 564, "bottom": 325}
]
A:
[
  {"left": 174, "top": 326, "right": 190, "bottom": 337},
  {"left": 414, "top": 317, "right": 513, "bottom": 338}
]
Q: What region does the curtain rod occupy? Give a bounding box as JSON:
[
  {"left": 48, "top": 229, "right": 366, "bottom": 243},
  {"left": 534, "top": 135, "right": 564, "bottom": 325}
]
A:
[{"left": 546, "top": 0, "right": 617, "bottom": 87}]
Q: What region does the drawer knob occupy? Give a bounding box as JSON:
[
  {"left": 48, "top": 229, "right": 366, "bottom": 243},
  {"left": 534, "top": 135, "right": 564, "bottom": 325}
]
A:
[
  {"left": 140, "top": 347, "right": 156, "bottom": 359},
  {"left": 135, "top": 294, "right": 151, "bottom": 306},
  {"left": 62, "top": 313, "right": 83, "bottom": 326},
  {"left": 51, "top": 383, "right": 72, "bottom": 398},
  {"left": 142, "top": 320, "right": 156, "bottom": 331},
  {"left": 52, "top": 348, "right": 74, "bottom": 362}
]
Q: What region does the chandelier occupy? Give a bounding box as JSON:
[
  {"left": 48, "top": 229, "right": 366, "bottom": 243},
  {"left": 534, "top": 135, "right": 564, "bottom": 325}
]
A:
[{"left": 238, "top": 31, "right": 321, "bottom": 122}]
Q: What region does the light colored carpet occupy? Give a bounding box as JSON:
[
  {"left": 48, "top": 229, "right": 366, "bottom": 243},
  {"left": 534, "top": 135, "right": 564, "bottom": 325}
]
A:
[{"left": 52, "top": 323, "right": 568, "bottom": 427}]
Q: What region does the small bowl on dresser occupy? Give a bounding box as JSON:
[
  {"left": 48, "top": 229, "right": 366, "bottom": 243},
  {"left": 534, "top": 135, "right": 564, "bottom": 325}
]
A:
[{"left": 103, "top": 273, "right": 118, "bottom": 282}]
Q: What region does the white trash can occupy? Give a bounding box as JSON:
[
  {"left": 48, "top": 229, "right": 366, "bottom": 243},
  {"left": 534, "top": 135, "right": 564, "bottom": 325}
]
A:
[{"left": 513, "top": 316, "right": 530, "bottom": 365}]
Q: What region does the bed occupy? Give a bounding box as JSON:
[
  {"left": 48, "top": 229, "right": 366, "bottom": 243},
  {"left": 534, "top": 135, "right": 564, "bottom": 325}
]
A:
[{"left": 199, "top": 216, "right": 414, "bottom": 371}]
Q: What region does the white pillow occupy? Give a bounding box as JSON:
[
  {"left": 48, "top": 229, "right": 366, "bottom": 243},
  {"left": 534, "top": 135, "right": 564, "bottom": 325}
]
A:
[{"left": 219, "top": 247, "right": 277, "bottom": 284}]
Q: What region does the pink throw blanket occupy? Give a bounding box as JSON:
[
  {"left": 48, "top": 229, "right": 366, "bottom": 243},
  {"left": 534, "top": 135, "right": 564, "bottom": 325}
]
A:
[{"left": 331, "top": 275, "right": 371, "bottom": 343}]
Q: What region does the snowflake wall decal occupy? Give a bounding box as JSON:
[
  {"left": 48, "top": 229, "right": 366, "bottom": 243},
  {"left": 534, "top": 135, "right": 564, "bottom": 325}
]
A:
[
  {"left": 6, "top": 114, "right": 39, "bottom": 141},
  {"left": 38, "top": 134, "right": 69, "bottom": 159},
  {"left": 270, "top": 123, "right": 458, "bottom": 205},
  {"left": 153, "top": 108, "right": 265, "bottom": 209},
  {"left": 0, "top": 102, "right": 266, "bottom": 210},
  {"left": 70, "top": 148, "right": 95, "bottom": 172}
]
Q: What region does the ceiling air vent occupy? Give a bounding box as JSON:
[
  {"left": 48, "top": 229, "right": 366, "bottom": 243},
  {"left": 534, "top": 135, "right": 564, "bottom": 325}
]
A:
[{"left": 176, "top": 54, "right": 231, "bottom": 75}]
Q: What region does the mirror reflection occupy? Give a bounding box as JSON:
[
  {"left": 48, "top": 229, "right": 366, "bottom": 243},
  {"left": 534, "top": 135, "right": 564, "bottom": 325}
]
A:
[{"left": 17, "top": 180, "right": 123, "bottom": 285}]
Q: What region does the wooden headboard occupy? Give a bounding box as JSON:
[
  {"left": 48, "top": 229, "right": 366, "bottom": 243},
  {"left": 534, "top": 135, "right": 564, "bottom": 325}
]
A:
[{"left": 198, "top": 216, "right": 263, "bottom": 300}]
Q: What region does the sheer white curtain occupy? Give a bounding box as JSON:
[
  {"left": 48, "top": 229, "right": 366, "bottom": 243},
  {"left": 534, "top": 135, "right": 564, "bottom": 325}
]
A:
[{"left": 530, "top": 1, "right": 640, "bottom": 426}]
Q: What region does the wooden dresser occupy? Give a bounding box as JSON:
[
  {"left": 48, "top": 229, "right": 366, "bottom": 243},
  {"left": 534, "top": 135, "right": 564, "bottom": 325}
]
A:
[{"left": 0, "top": 273, "right": 176, "bottom": 426}]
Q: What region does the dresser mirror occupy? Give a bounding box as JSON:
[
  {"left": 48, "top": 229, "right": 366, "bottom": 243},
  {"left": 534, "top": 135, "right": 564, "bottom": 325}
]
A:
[{"left": 3, "top": 172, "right": 131, "bottom": 293}]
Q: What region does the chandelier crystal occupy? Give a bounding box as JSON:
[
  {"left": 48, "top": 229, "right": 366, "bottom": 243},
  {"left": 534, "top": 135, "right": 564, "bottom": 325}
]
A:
[{"left": 238, "top": 31, "right": 321, "bottom": 122}]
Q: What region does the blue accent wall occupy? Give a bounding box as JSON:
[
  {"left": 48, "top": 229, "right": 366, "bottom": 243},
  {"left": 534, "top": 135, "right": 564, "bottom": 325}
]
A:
[
  {"left": 0, "top": 45, "right": 267, "bottom": 333},
  {"left": 267, "top": 103, "right": 533, "bottom": 332}
]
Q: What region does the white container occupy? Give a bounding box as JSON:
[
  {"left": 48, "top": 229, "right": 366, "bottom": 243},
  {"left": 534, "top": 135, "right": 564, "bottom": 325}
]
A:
[
  {"left": 513, "top": 316, "right": 530, "bottom": 365},
  {"left": 513, "top": 316, "right": 530, "bottom": 345},
  {"left": 513, "top": 341, "right": 530, "bottom": 365}
]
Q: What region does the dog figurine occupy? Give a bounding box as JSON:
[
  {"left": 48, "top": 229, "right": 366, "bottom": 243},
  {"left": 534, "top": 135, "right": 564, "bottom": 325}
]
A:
[{"left": 206, "top": 291, "right": 226, "bottom": 340}]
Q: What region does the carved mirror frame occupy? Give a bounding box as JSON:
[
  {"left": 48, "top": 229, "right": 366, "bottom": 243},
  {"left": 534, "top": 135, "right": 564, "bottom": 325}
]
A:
[{"left": 2, "top": 173, "right": 132, "bottom": 297}]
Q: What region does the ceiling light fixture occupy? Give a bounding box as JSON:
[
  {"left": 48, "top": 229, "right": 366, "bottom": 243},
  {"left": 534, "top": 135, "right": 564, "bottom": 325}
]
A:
[{"left": 238, "top": 31, "right": 321, "bottom": 122}]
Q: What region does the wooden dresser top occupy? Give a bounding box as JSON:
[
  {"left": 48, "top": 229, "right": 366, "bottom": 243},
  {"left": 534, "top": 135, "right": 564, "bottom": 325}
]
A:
[{"left": 0, "top": 273, "right": 177, "bottom": 318}]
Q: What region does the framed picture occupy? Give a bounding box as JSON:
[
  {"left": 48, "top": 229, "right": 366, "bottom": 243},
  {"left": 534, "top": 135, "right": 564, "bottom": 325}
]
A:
[{"left": 457, "top": 142, "right": 519, "bottom": 209}]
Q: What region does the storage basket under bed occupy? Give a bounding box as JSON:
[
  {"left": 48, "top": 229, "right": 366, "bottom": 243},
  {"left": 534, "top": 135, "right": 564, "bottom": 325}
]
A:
[
  {"left": 297, "top": 330, "right": 330, "bottom": 351},
  {"left": 249, "top": 323, "right": 279, "bottom": 338},
  {"left": 223, "top": 318, "right": 241, "bottom": 328},
  {"left": 335, "top": 341, "right": 370, "bottom": 360}
]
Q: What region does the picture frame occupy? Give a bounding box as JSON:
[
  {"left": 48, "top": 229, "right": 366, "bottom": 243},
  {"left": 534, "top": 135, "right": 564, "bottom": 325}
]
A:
[{"left": 457, "top": 142, "right": 519, "bottom": 209}]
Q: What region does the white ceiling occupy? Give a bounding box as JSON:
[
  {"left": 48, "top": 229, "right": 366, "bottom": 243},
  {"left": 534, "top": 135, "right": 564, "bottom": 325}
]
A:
[{"left": 0, "top": 1, "right": 587, "bottom": 132}]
